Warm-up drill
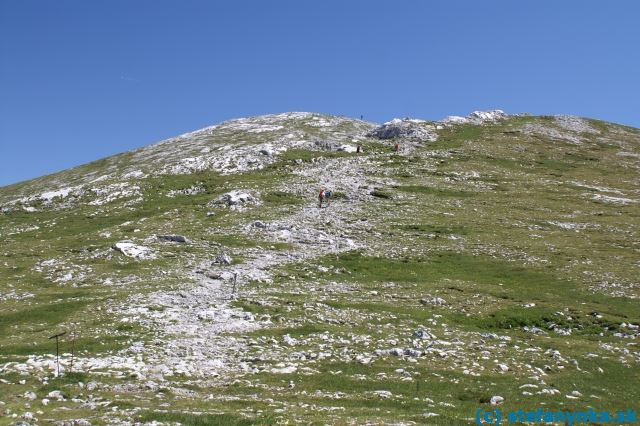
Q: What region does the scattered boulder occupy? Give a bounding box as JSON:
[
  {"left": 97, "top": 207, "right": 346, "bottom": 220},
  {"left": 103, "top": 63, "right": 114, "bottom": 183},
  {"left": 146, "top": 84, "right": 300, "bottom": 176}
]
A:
[
  {"left": 356, "top": 355, "right": 372, "bottom": 364},
  {"left": 413, "top": 329, "right": 437, "bottom": 340},
  {"left": 336, "top": 144, "right": 357, "bottom": 153},
  {"left": 258, "top": 143, "right": 287, "bottom": 156},
  {"left": 260, "top": 146, "right": 276, "bottom": 156},
  {"left": 373, "top": 390, "right": 393, "bottom": 399},
  {"left": 390, "top": 348, "right": 404, "bottom": 356},
  {"left": 157, "top": 234, "right": 188, "bottom": 243},
  {"left": 111, "top": 241, "right": 155, "bottom": 260},
  {"left": 197, "top": 310, "right": 217, "bottom": 322},
  {"left": 404, "top": 348, "right": 422, "bottom": 358},
  {"left": 490, "top": 395, "right": 505, "bottom": 406},
  {"left": 46, "top": 390, "right": 65, "bottom": 401},
  {"left": 496, "top": 363, "right": 509, "bottom": 372},
  {"left": 205, "top": 270, "right": 236, "bottom": 281},
  {"left": 212, "top": 190, "right": 255, "bottom": 206},
  {"left": 308, "top": 140, "right": 357, "bottom": 153},
  {"left": 420, "top": 297, "right": 446, "bottom": 306},
  {"left": 214, "top": 252, "right": 233, "bottom": 265},
  {"left": 167, "top": 185, "right": 204, "bottom": 197},
  {"left": 479, "top": 332, "right": 511, "bottom": 341},
  {"left": 271, "top": 365, "right": 297, "bottom": 374},
  {"left": 524, "top": 326, "right": 547, "bottom": 335},
  {"left": 283, "top": 334, "right": 297, "bottom": 346}
]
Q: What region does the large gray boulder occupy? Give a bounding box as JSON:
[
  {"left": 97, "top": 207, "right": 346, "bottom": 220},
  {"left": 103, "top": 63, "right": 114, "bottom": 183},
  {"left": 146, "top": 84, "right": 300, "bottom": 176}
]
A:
[
  {"left": 157, "top": 234, "right": 188, "bottom": 243},
  {"left": 367, "top": 118, "right": 438, "bottom": 141}
]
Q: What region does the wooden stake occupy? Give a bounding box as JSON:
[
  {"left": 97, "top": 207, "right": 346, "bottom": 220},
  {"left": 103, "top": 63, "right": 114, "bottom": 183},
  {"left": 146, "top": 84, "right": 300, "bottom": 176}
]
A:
[
  {"left": 49, "top": 331, "right": 66, "bottom": 377},
  {"left": 69, "top": 329, "right": 76, "bottom": 374},
  {"left": 232, "top": 272, "right": 238, "bottom": 298}
]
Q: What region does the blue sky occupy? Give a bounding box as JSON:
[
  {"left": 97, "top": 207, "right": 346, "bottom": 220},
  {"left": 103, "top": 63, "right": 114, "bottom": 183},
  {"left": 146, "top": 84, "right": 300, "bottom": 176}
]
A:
[{"left": 1, "top": 0, "right": 639, "bottom": 186}]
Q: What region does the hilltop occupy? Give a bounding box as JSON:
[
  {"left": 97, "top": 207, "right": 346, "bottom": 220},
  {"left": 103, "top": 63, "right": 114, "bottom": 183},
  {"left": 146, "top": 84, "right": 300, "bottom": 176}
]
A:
[{"left": 0, "top": 111, "right": 639, "bottom": 425}]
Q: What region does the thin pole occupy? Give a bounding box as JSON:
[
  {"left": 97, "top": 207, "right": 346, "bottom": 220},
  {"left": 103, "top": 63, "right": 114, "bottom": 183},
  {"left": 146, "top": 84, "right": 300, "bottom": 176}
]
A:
[
  {"left": 232, "top": 273, "right": 238, "bottom": 298},
  {"left": 55, "top": 336, "right": 60, "bottom": 377},
  {"left": 49, "top": 331, "right": 66, "bottom": 378},
  {"left": 69, "top": 330, "right": 76, "bottom": 374}
]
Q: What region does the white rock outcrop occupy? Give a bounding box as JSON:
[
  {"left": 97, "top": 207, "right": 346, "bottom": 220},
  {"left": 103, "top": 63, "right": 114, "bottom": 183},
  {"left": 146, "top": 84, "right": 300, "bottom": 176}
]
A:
[
  {"left": 490, "top": 395, "right": 505, "bottom": 406},
  {"left": 368, "top": 118, "right": 438, "bottom": 141},
  {"left": 440, "top": 110, "right": 507, "bottom": 125},
  {"left": 213, "top": 190, "right": 256, "bottom": 206},
  {"left": 112, "top": 241, "right": 156, "bottom": 260}
]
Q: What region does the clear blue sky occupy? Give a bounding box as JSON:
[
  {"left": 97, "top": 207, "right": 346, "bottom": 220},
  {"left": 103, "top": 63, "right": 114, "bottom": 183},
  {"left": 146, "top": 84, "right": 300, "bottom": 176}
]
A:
[{"left": 1, "top": 1, "right": 639, "bottom": 186}]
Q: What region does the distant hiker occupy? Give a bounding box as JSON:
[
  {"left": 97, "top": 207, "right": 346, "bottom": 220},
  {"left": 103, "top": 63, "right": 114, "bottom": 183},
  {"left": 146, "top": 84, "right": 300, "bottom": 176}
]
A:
[
  {"left": 324, "top": 190, "right": 332, "bottom": 206},
  {"left": 360, "top": 114, "right": 363, "bottom": 120},
  {"left": 318, "top": 188, "right": 333, "bottom": 208},
  {"left": 356, "top": 144, "right": 362, "bottom": 153}
]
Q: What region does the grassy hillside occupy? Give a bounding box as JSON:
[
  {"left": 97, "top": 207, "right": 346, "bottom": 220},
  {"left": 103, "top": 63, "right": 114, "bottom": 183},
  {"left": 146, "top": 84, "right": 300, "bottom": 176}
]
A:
[{"left": 0, "top": 112, "right": 638, "bottom": 424}]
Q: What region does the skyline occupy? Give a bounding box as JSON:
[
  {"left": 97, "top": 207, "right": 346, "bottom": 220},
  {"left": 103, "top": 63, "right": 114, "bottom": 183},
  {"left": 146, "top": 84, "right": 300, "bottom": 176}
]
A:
[{"left": 1, "top": 0, "right": 639, "bottom": 186}]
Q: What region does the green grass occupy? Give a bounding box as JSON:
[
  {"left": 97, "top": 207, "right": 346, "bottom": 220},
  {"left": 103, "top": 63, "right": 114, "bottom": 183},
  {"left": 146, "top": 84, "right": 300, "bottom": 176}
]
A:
[
  {"left": 262, "top": 190, "right": 301, "bottom": 206},
  {"left": 396, "top": 223, "right": 469, "bottom": 235},
  {"left": 397, "top": 185, "right": 476, "bottom": 198},
  {"left": 37, "top": 372, "right": 90, "bottom": 396},
  {"left": 436, "top": 123, "right": 485, "bottom": 149},
  {"left": 137, "top": 411, "right": 273, "bottom": 425},
  {"left": 0, "top": 334, "right": 131, "bottom": 358},
  {"left": 299, "top": 250, "right": 557, "bottom": 290},
  {"left": 0, "top": 299, "right": 89, "bottom": 335},
  {"left": 282, "top": 250, "right": 639, "bottom": 335}
]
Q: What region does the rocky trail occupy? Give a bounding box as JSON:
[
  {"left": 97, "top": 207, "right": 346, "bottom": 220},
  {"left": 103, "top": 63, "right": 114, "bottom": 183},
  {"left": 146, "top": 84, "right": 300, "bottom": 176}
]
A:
[{"left": 99, "top": 153, "right": 389, "bottom": 385}]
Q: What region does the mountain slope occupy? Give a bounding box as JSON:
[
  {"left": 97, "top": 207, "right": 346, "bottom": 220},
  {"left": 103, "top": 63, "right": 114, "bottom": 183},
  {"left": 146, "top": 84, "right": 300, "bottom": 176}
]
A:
[{"left": 1, "top": 111, "right": 639, "bottom": 424}]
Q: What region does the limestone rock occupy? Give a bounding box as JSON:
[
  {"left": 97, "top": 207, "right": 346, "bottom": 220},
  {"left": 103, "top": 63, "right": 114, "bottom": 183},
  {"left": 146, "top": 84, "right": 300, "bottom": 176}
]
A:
[
  {"left": 490, "top": 395, "right": 504, "bottom": 406},
  {"left": 368, "top": 118, "right": 438, "bottom": 141},
  {"left": 112, "top": 241, "right": 155, "bottom": 260},
  {"left": 214, "top": 252, "right": 233, "bottom": 265},
  {"left": 213, "top": 190, "right": 255, "bottom": 206}
]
